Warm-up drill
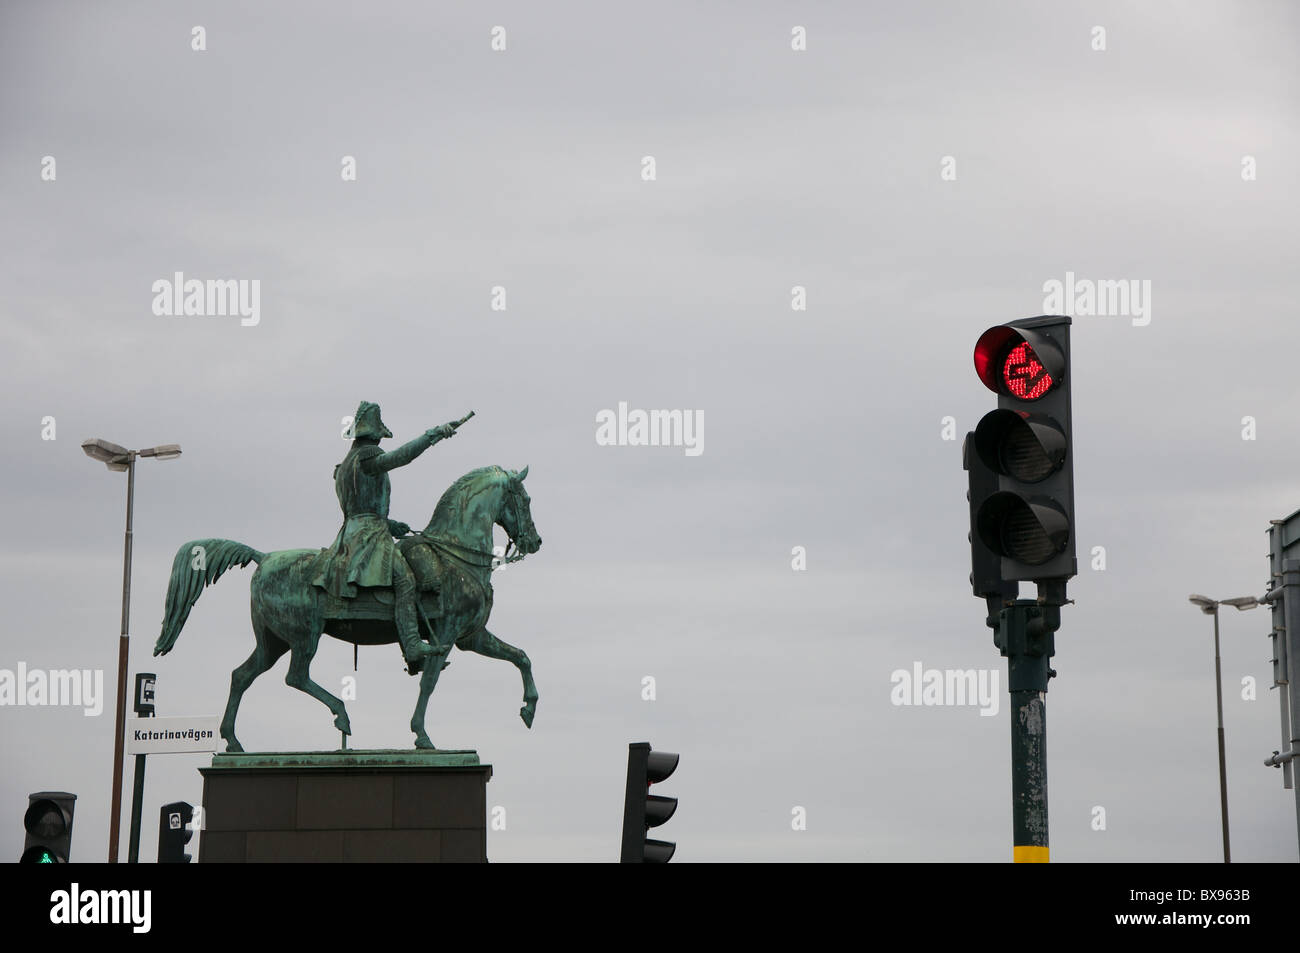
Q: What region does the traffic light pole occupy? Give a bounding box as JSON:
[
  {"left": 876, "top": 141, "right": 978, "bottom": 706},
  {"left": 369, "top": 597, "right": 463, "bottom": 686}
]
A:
[{"left": 991, "top": 594, "right": 1059, "bottom": 863}]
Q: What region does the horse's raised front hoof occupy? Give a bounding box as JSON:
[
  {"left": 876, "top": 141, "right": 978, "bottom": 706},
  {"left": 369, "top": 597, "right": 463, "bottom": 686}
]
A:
[
  {"left": 520, "top": 704, "right": 535, "bottom": 729},
  {"left": 334, "top": 711, "right": 352, "bottom": 735},
  {"left": 414, "top": 734, "right": 435, "bottom": 750}
]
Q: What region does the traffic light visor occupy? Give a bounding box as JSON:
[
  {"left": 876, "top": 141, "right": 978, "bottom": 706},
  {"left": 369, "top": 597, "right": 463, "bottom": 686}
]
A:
[
  {"left": 976, "top": 492, "right": 1070, "bottom": 565},
  {"left": 646, "top": 750, "right": 679, "bottom": 783},
  {"left": 973, "top": 410, "right": 1067, "bottom": 483},
  {"left": 974, "top": 326, "right": 1065, "bottom": 400},
  {"left": 24, "top": 799, "right": 69, "bottom": 840}
]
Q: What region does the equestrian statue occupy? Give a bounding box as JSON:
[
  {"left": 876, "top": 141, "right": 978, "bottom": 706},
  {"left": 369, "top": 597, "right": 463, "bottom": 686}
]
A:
[{"left": 152, "top": 402, "right": 543, "bottom": 751}]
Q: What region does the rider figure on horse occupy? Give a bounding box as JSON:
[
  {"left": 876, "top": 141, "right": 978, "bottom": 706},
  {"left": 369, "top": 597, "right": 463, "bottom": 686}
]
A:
[{"left": 312, "top": 401, "right": 460, "bottom": 675}]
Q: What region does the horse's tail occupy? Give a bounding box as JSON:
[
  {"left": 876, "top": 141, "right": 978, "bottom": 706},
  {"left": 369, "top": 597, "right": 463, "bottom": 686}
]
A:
[{"left": 154, "top": 539, "right": 264, "bottom": 656}]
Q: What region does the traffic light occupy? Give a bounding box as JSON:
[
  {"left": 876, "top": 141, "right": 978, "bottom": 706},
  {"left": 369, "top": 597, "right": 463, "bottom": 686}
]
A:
[
  {"left": 620, "top": 742, "right": 678, "bottom": 863},
  {"left": 968, "top": 316, "right": 1076, "bottom": 603},
  {"left": 20, "top": 792, "right": 77, "bottom": 863},
  {"left": 157, "top": 801, "right": 193, "bottom": 863}
]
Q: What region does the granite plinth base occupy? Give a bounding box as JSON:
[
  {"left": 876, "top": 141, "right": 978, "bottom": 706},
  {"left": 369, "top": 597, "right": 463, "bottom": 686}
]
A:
[{"left": 197, "top": 749, "right": 491, "bottom": 862}]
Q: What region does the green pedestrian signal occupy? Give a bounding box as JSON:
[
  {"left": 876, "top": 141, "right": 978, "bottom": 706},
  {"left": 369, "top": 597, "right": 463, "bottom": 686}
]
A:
[{"left": 20, "top": 792, "right": 77, "bottom": 863}]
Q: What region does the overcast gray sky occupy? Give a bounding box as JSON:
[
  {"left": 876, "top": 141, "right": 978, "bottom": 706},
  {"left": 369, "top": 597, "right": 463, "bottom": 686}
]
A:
[{"left": 2, "top": 0, "right": 1299, "bottom": 862}]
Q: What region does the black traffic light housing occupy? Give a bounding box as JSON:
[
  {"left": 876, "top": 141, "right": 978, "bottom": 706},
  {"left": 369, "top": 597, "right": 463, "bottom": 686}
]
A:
[
  {"left": 967, "top": 316, "right": 1076, "bottom": 606},
  {"left": 20, "top": 792, "right": 77, "bottom": 863},
  {"left": 620, "top": 742, "right": 678, "bottom": 863},
  {"left": 157, "top": 801, "right": 194, "bottom": 863}
]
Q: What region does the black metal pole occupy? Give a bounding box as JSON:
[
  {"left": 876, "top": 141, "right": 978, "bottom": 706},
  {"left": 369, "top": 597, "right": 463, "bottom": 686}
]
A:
[
  {"left": 127, "top": 753, "right": 146, "bottom": 863},
  {"left": 996, "top": 598, "right": 1057, "bottom": 863},
  {"left": 1010, "top": 688, "right": 1048, "bottom": 861}
]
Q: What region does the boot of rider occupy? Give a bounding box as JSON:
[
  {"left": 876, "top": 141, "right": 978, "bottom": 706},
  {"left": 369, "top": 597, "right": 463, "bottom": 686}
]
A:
[{"left": 393, "top": 560, "right": 432, "bottom": 675}]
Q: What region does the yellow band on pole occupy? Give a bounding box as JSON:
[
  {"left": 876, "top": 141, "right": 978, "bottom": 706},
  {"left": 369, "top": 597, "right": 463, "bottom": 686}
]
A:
[{"left": 1013, "top": 845, "right": 1050, "bottom": 863}]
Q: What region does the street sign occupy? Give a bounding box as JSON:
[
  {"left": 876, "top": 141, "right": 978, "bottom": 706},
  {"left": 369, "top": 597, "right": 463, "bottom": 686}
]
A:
[{"left": 126, "top": 716, "right": 220, "bottom": 754}]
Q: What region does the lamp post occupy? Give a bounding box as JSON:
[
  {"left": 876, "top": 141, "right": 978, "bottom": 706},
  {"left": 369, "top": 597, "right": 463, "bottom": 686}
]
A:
[
  {"left": 82, "top": 438, "right": 181, "bottom": 863},
  {"left": 1188, "top": 593, "right": 1258, "bottom": 863}
]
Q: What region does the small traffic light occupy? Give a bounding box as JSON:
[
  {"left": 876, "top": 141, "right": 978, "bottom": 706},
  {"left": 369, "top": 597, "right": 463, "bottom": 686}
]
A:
[
  {"left": 620, "top": 742, "right": 678, "bottom": 863},
  {"left": 968, "top": 317, "right": 1076, "bottom": 601},
  {"left": 157, "top": 801, "right": 193, "bottom": 863},
  {"left": 20, "top": 792, "right": 77, "bottom": 863}
]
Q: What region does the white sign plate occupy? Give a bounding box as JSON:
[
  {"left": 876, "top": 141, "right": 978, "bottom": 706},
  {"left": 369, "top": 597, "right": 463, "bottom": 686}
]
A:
[{"left": 126, "top": 716, "right": 221, "bottom": 754}]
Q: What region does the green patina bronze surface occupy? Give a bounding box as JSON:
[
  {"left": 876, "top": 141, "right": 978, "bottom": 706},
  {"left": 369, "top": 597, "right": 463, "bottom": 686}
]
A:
[
  {"left": 209, "top": 749, "right": 483, "bottom": 769},
  {"left": 152, "top": 404, "right": 543, "bottom": 752}
]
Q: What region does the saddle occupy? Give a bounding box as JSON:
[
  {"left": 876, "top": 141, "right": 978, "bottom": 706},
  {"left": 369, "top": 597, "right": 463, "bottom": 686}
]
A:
[{"left": 317, "top": 537, "right": 446, "bottom": 623}]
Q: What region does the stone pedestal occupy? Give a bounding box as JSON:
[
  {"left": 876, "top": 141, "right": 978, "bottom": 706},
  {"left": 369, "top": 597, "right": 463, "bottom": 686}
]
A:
[{"left": 197, "top": 750, "right": 491, "bottom": 862}]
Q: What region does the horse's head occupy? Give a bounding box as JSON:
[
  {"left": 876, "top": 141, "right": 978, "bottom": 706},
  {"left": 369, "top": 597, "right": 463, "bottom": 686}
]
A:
[
  {"left": 425, "top": 465, "right": 542, "bottom": 559},
  {"left": 497, "top": 465, "right": 542, "bottom": 556}
]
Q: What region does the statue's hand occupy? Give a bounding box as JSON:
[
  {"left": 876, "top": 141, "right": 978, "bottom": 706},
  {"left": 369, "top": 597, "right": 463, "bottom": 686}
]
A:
[
  {"left": 389, "top": 521, "right": 411, "bottom": 537},
  {"left": 427, "top": 424, "right": 457, "bottom": 441}
]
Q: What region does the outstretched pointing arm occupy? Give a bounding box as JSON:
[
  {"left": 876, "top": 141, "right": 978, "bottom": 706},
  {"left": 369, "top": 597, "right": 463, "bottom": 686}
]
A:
[
  {"left": 361, "top": 414, "right": 472, "bottom": 474},
  {"left": 363, "top": 431, "right": 439, "bottom": 473}
]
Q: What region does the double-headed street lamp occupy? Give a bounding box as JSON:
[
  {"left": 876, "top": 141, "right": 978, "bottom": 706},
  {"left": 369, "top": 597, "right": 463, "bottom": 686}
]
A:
[
  {"left": 82, "top": 438, "right": 181, "bottom": 863},
  {"left": 1188, "top": 593, "right": 1258, "bottom": 864}
]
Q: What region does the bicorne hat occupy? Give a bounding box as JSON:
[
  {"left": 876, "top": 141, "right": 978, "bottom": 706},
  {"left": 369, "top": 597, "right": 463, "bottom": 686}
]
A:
[{"left": 352, "top": 401, "right": 393, "bottom": 440}]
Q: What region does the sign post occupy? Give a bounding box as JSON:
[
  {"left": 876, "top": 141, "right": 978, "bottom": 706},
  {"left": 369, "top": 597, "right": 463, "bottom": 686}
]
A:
[
  {"left": 124, "top": 689, "right": 219, "bottom": 863},
  {"left": 126, "top": 673, "right": 155, "bottom": 863}
]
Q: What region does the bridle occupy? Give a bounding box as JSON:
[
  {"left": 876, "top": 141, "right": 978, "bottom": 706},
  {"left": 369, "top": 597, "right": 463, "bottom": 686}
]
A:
[{"left": 409, "top": 472, "right": 531, "bottom": 570}]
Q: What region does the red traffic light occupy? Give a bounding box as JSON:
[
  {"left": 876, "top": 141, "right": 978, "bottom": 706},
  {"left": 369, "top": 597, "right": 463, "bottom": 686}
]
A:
[
  {"left": 974, "top": 324, "right": 1066, "bottom": 401},
  {"left": 1003, "top": 341, "right": 1052, "bottom": 399}
]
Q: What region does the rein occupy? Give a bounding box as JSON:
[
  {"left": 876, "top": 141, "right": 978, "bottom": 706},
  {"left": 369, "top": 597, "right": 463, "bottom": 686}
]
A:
[{"left": 409, "top": 473, "right": 530, "bottom": 570}]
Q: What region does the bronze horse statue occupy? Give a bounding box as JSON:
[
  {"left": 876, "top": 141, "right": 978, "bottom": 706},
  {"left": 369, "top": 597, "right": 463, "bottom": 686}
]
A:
[{"left": 153, "top": 465, "right": 542, "bottom": 750}]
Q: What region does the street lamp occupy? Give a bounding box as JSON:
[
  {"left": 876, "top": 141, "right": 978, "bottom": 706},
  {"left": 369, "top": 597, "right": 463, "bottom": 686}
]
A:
[
  {"left": 82, "top": 438, "right": 181, "bottom": 863},
  {"left": 1188, "top": 593, "right": 1258, "bottom": 863}
]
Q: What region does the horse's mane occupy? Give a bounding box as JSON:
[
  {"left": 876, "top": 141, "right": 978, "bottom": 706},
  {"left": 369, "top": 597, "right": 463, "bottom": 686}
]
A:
[{"left": 430, "top": 466, "right": 505, "bottom": 526}]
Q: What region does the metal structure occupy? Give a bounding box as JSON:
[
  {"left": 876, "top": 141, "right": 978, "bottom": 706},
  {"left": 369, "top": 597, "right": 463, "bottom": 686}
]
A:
[
  {"left": 1188, "top": 595, "right": 1257, "bottom": 862},
  {"left": 966, "top": 316, "right": 1075, "bottom": 863},
  {"left": 620, "top": 742, "right": 679, "bottom": 862},
  {"left": 20, "top": 792, "right": 77, "bottom": 863},
  {"left": 1263, "top": 511, "right": 1300, "bottom": 857},
  {"left": 157, "top": 801, "right": 194, "bottom": 863},
  {"left": 81, "top": 438, "right": 181, "bottom": 863}
]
